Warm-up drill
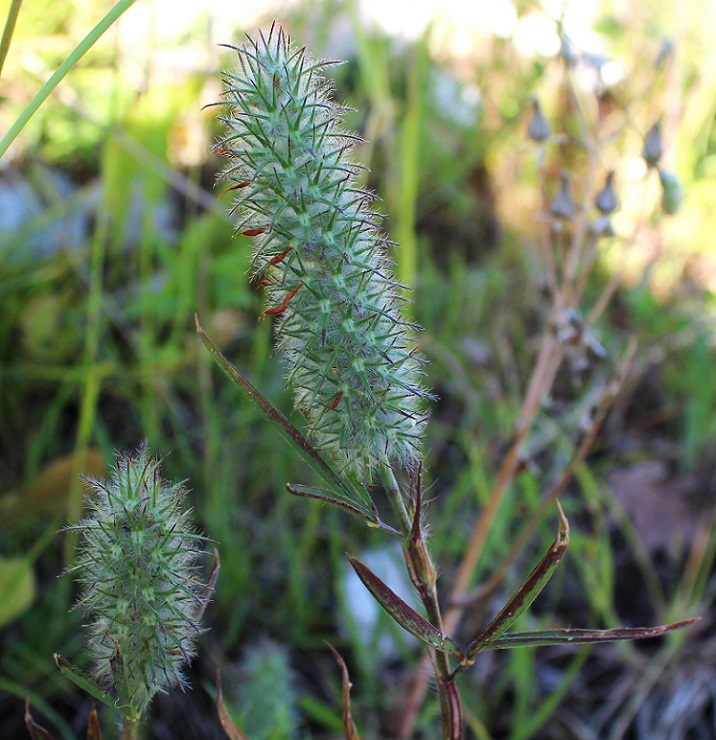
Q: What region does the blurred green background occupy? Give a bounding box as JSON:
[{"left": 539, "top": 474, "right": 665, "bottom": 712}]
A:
[{"left": 1, "top": 0, "right": 716, "bottom": 737}]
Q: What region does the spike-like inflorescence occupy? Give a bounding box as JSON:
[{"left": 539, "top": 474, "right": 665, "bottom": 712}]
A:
[
  {"left": 215, "top": 24, "right": 431, "bottom": 481},
  {"left": 67, "top": 445, "right": 208, "bottom": 717}
]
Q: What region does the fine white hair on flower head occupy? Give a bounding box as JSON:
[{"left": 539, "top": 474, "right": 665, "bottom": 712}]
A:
[
  {"left": 64, "top": 444, "right": 210, "bottom": 717},
  {"left": 215, "top": 23, "right": 432, "bottom": 482}
]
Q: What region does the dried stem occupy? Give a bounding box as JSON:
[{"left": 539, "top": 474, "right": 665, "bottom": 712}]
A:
[{"left": 395, "top": 58, "right": 633, "bottom": 737}]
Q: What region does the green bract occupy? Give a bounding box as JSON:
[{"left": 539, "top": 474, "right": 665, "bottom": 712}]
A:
[
  {"left": 67, "top": 445, "right": 207, "bottom": 717},
  {"left": 216, "top": 24, "right": 431, "bottom": 481}
]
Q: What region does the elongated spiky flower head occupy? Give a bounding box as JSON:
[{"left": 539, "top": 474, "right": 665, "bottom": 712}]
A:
[
  {"left": 67, "top": 445, "right": 209, "bottom": 718},
  {"left": 215, "top": 24, "right": 431, "bottom": 481}
]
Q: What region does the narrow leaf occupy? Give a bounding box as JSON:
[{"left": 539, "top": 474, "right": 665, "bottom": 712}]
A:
[
  {"left": 86, "top": 705, "right": 102, "bottom": 740},
  {"left": 24, "top": 699, "right": 53, "bottom": 740},
  {"left": 0, "top": 0, "right": 24, "bottom": 81},
  {"left": 54, "top": 655, "right": 133, "bottom": 719},
  {"left": 466, "top": 502, "right": 569, "bottom": 661},
  {"left": 195, "top": 316, "right": 372, "bottom": 510},
  {"left": 216, "top": 667, "right": 251, "bottom": 740},
  {"left": 347, "top": 554, "right": 463, "bottom": 660},
  {"left": 325, "top": 643, "right": 360, "bottom": 740},
  {"left": 405, "top": 464, "right": 436, "bottom": 593},
  {"left": 0, "top": 0, "right": 139, "bottom": 158},
  {"left": 485, "top": 618, "right": 700, "bottom": 650},
  {"left": 286, "top": 483, "right": 393, "bottom": 532},
  {"left": 197, "top": 547, "right": 221, "bottom": 622}
]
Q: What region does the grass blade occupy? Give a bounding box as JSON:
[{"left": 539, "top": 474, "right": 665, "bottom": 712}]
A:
[
  {"left": 0, "top": 0, "right": 24, "bottom": 80},
  {"left": 0, "top": 0, "right": 138, "bottom": 159}
]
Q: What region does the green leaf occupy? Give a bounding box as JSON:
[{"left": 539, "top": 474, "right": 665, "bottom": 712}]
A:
[
  {"left": 0, "top": 1, "right": 24, "bottom": 87},
  {"left": 465, "top": 502, "right": 569, "bottom": 662},
  {"left": 54, "top": 655, "right": 135, "bottom": 720},
  {"left": 286, "top": 483, "right": 393, "bottom": 532},
  {"left": 346, "top": 554, "right": 463, "bottom": 660},
  {"left": 195, "top": 315, "right": 374, "bottom": 512},
  {"left": 482, "top": 618, "right": 700, "bottom": 650},
  {"left": 0, "top": 556, "right": 35, "bottom": 628}
]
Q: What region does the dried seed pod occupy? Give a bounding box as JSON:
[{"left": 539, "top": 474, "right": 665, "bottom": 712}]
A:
[
  {"left": 595, "top": 171, "right": 619, "bottom": 215},
  {"left": 550, "top": 173, "right": 576, "bottom": 221},
  {"left": 643, "top": 119, "right": 663, "bottom": 168},
  {"left": 528, "top": 97, "right": 551, "bottom": 143}
]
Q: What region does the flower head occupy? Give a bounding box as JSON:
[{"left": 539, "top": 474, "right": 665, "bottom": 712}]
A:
[
  {"left": 215, "top": 24, "right": 431, "bottom": 481},
  {"left": 67, "top": 445, "right": 208, "bottom": 717}
]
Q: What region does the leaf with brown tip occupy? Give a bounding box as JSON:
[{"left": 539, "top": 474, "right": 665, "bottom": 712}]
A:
[
  {"left": 485, "top": 618, "right": 701, "bottom": 650},
  {"left": 347, "top": 554, "right": 463, "bottom": 660},
  {"left": 24, "top": 699, "right": 53, "bottom": 740},
  {"left": 216, "top": 667, "right": 250, "bottom": 740},
  {"left": 465, "top": 502, "right": 569, "bottom": 662},
  {"left": 325, "top": 643, "right": 360, "bottom": 740},
  {"left": 54, "top": 654, "right": 133, "bottom": 719},
  {"left": 86, "top": 705, "right": 102, "bottom": 740}
]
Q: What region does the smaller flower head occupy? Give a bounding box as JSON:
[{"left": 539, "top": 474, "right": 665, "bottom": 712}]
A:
[{"left": 67, "top": 444, "right": 209, "bottom": 717}]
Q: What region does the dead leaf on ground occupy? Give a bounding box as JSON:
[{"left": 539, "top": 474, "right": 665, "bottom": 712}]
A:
[
  {"left": 606, "top": 459, "right": 709, "bottom": 554},
  {"left": 0, "top": 450, "right": 106, "bottom": 527}
]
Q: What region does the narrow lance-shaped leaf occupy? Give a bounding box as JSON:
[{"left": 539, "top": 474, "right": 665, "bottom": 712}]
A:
[
  {"left": 347, "top": 554, "right": 464, "bottom": 660},
  {"left": 405, "top": 464, "right": 437, "bottom": 594},
  {"left": 482, "top": 618, "right": 700, "bottom": 650},
  {"left": 87, "top": 706, "right": 102, "bottom": 740},
  {"left": 54, "top": 654, "right": 135, "bottom": 720},
  {"left": 325, "top": 642, "right": 360, "bottom": 740},
  {"left": 216, "top": 668, "right": 251, "bottom": 740},
  {"left": 286, "top": 483, "right": 392, "bottom": 532},
  {"left": 465, "top": 501, "right": 569, "bottom": 663},
  {"left": 195, "top": 315, "right": 375, "bottom": 513},
  {"left": 24, "top": 699, "right": 53, "bottom": 740}
]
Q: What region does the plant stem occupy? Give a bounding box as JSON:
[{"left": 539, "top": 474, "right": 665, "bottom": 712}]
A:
[
  {"left": 120, "top": 718, "right": 140, "bottom": 740},
  {"left": 379, "top": 465, "right": 412, "bottom": 537},
  {"left": 383, "top": 463, "right": 463, "bottom": 737}
]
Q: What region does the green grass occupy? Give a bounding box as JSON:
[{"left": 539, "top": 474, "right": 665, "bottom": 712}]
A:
[{"left": 2, "top": 2, "right": 716, "bottom": 738}]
